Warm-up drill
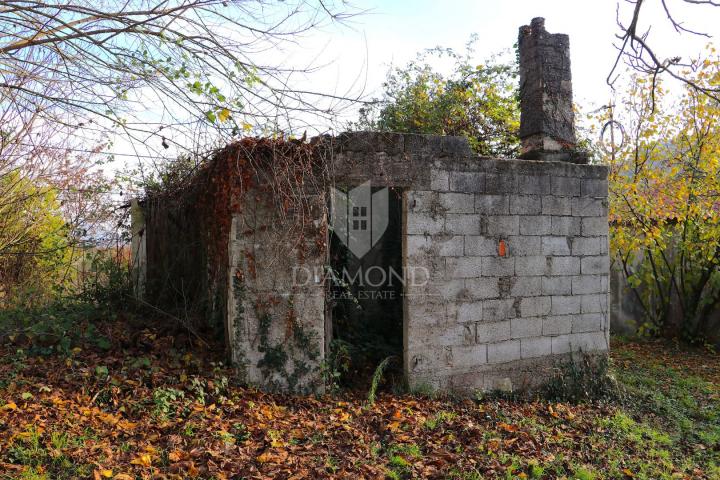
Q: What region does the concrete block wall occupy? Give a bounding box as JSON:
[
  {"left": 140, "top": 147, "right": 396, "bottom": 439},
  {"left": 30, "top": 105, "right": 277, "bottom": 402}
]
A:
[{"left": 403, "top": 151, "right": 610, "bottom": 393}]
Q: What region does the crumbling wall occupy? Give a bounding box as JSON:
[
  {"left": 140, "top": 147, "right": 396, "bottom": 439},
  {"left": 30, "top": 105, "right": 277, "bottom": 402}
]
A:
[{"left": 226, "top": 183, "right": 327, "bottom": 393}]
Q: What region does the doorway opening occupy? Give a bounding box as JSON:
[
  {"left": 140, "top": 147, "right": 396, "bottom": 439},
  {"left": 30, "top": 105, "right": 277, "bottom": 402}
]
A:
[{"left": 328, "top": 185, "right": 404, "bottom": 390}]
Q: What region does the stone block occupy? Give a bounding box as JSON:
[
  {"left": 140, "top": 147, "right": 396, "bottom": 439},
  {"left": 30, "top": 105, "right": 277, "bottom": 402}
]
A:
[
  {"left": 572, "top": 313, "right": 604, "bottom": 333},
  {"left": 551, "top": 295, "right": 581, "bottom": 315},
  {"left": 407, "top": 212, "right": 444, "bottom": 235},
  {"left": 482, "top": 299, "right": 517, "bottom": 321},
  {"left": 519, "top": 216, "right": 552, "bottom": 235},
  {"left": 510, "top": 276, "right": 542, "bottom": 297},
  {"left": 571, "top": 237, "right": 604, "bottom": 256},
  {"left": 551, "top": 334, "right": 572, "bottom": 354},
  {"left": 485, "top": 174, "right": 518, "bottom": 194},
  {"left": 406, "top": 235, "right": 429, "bottom": 255},
  {"left": 450, "top": 172, "right": 484, "bottom": 193},
  {"left": 486, "top": 215, "right": 520, "bottom": 236},
  {"left": 543, "top": 315, "right": 572, "bottom": 336},
  {"left": 572, "top": 197, "right": 608, "bottom": 217},
  {"left": 572, "top": 275, "right": 607, "bottom": 295},
  {"left": 571, "top": 331, "right": 608, "bottom": 352},
  {"left": 510, "top": 195, "right": 542, "bottom": 215},
  {"left": 580, "top": 293, "right": 608, "bottom": 314},
  {"left": 432, "top": 235, "right": 465, "bottom": 257},
  {"left": 521, "top": 337, "right": 552, "bottom": 359},
  {"left": 542, "top": 276, "right": 572, "bottom": 295},
  {"left": 446, "top": 214, "right": 480, "bottom": 235},
  {"left": 515, "top": 256, "right": 547, "bottom": 276},
  {"left": 465, "top": 236, "right": 497, "bottom": 256},
  {"left": 518, "top": 174, "right": 551, "bottom": 195},
  {"left": 551, "top": 176, "right": 581, "bottom": 196},
  {"left": 440, "top": 193, "right": 475, "bottom": 213},
  {"left": 550, "top": 216, "right": 581, "bottom": 236},
  {"left": 581, "top": 217, "right": 609, "bottom": 236},
  {"left": 456, "top": 301, "right": 484, "bottom": 323},
  {"left": 487, "top": 339, "right": 521, "bottom": 363},
  {"left": 511, "top": 317, "right": 542, "bottom": 338},
  {"left": 520, "top": 296, "right": 551, "bottom": 317},
  {"left": 542, "top": 236, "right": 571, "bottom": 255},
  {"left": 476, "top": 320, "right": 512, "bottom": 343},
  {"left": 450, "top": 344, "right": 488, "bottom": 368},
  {"left": 581, "top": 256, "right": 609, "bottom": 275},
  {"left": 466, "top": 277, "right": 501, "bottom": 300},
  {"left": 507, "top": 235, "right": 543, "bottom": 256},
  {"left": 446, "top": 257, "right": 483, "bottom": 278},
  {"left": 408, "top": 191, "right": 437, "bottom": 213},
  {"left": 547, "top": 256, "right": 580, "bottom": 276},
  {"left": 581, "top": 178, "right": 608, "bottom": 197},
  {"left": 481, "top": 257, "right": 515, "bottom": 276},
  {"left": 542, "top": 196, "right": 571, "bottom": 215},
  {"left": 431, "top": 169, "right": 450, "bottom": 191},
  {"left": 475, "top": 194, "right": 509, "bottom": 215}
]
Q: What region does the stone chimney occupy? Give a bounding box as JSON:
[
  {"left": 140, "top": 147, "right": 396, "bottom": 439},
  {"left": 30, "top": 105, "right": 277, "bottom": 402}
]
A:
[{"left": 518, "top": 18, "right": 586, "bottom": 163}]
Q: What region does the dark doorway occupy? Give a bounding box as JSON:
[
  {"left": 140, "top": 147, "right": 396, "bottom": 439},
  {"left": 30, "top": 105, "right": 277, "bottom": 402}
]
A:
[{"left": 328, "top": 186, "right": 404, "bottom": 390}]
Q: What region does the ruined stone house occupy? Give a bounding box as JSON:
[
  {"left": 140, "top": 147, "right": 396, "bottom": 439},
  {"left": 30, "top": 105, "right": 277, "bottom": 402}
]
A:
[{"left": 132, "top": 18, "right": 610, "bottom": 394}]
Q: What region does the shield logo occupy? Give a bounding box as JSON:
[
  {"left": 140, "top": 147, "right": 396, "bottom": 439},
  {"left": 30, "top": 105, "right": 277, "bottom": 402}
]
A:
[{"left": 330, "top": 181, "right": 389, "bottom": 259}]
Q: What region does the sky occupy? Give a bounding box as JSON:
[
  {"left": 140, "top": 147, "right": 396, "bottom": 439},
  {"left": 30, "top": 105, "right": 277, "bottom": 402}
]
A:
[
  {"left": 290, "top": 0, "right": 719, "bottom": 120},
  {"left": 110, "top": 0, "right": 720, "bottom": 170}
]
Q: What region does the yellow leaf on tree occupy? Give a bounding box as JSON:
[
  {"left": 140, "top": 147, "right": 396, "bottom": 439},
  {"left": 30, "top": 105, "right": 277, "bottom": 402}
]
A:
[{"left": 218, "top": 108, "right": 231, "bottom": 123}]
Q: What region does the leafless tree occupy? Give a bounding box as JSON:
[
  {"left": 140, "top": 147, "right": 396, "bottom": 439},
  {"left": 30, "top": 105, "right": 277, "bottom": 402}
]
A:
[{"left": 610, "top": 0, "right": 720, "bottom": 109}]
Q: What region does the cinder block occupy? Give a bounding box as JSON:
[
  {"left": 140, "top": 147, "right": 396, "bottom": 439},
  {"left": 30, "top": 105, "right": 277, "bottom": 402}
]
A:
[
  {"left": 542, "top": 196, "right": 571, "bottom": 216},
  {"left": 487, "top": 339, "right": 521, "bottom": 363},
  {"left": 408, "top": 191, "right": 437, "bottom": 213},
  {"left": 518, "top": 175, "right": 551, "bottom": 195},
  {"left": 521, "top": 337, "right": 552, "bottom": 359},
  {"left": 572, "top": 275, "right": 608, "bottom": 295},
  {"left": 475, "top": 194, "right": 509, "bottom": 215},
  {"left": 482, "top": 299, "right": 517, "bottom": 321},
  {"left": 572, "top": 313, "right": 604, "bottom": 333},
  {"left": 446, "top": 257, "right": 483, "bottom": 278},
  {"left": 581, "top": 217, "right": 609, "bottom": 236},
  {"left": 550, "top": 216, "right": 581, "bottom": 236},
  {"left": 481, "top": 257, "right": 515, "bottom": 277},
  {"left": 407, "top": 212, "right": 444, "bottom": 235},
  {"left": 543, "top": 315, "right": 572, "bottom": 336},
  {"left": 547, "top": 256, "right": 580, "bottom": 276},
  {"left": 580, "top": 293, "right": 608, "bottom": 314},
  {"left": 581, "top": 178, "right": 608, "bottom": 197},
  {"left": 511, "top": 317, "right": 542, "bottom": 338},
  {"left": 466, "top": 277, "right": 500, "bottom": 299},
  {"left": 456, "top": 301, "right": 483, "bottom": 322},
  {"left": 572, "top": 197, "right": 608, "bottom": 217},
  {"left": 542, "top": 276, "right": 572, "bottom": 295},
  {"left": 551, "top": 176, "right": 581, "bottom": 197},
  {"left": 581, "top": 256, "right": 609, "bottom": 275},
  {"left": 407, "top": 301, "right": 446, "bottom": 327},
  {"left": 571, "top": 331, "right": 608, "bottom": 352},
  {"left": 485, "top": 174, "right": 518, "bottom": 194},
  {"left": 542, "top": 236, "right": 571, "bottom": 255},
  {"left": 440, "top": 193, "right": 475, "bottom": 213},
  {"left": 449, "top": 172, "right": 484, "bottom": 193},
  {"left": 434, "top": 236, "right": 465, "bottom": 257},
  {"left": 515, "top": 256, "right": 548, "bottom": 276},
  {"left": 407, "top": 322, "right": 474, "bottom": 348},
  {"left": 406, "top": 235, "right": 430, "bottom": 255},
  {"left": 519, "top": 215, "right": 552, "bottom": 235},
  {"left": 551, "top": 295, "right": 582, "bottom": 315},
  {"left": 445, "top": 214, "right": 480, "bottom": 235},
  {"left": 571, "top": 237, "right": 604, "bottom": 256},
  {"left": 430, "top": 169, "right": 450, "bottom": 191},
  {"left": 465, "top": 235, "right": 497, "bottom": 256},
  {"left": 451, "top": 344, "right": 488, "bottom": 368},
  {"left": 551, "top": 334, "right": 572, "bottom": 354},
  {"left": 508, "top": 235, "right": 542, "bottom": 256},
  {"left": 520, "top": 296, "right": 551, "bottom": 317},
  {"left": 476, "top": 320, "right": 512, "bottom": 343},
  {"left": 510, "top": 276, "right": 541, "bottom": 297},
  {"left": 510, "top": 195, "right": 542, "bottom": 215},
  {"left": 486, "top": 215, "right": 520, "bottom": 236}
]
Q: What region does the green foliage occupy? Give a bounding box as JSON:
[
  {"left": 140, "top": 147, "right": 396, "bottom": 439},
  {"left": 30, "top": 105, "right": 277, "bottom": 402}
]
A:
[
  {"left": 366, "top": 356, "right": 394, "bottom": 406},
  {"left": 152, "top": 387, "right": 185, "bottom": 419},
  {"left": 355, "top": 37, "right": 519, "bottom": 157},
  {"left": 542, "top": 353, "right": 620, "bottom": 403}
]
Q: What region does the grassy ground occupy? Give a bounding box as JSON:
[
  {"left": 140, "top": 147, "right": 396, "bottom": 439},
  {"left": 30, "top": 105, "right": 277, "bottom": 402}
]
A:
[{"left": 0, "top": 322, "right": 718, "bottom": 479}]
